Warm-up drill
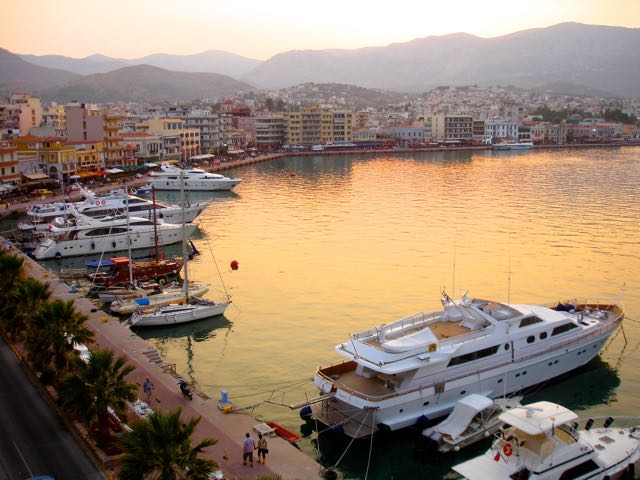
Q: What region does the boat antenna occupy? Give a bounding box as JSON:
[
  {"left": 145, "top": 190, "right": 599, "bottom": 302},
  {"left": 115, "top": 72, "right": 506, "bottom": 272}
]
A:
[
  {"left": 125, "top": 177, "right": 133, "bottom": 284},
  {"left": 181, "top": 171, "right": 189, "bottom": 301}
]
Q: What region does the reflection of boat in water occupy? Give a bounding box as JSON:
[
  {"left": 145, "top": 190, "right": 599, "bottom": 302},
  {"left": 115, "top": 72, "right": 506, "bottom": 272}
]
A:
[
  {"left": 307, "top": 293, "right": 624, "bottom": 438},
  {"left": 453, "top": 401, "right": 640, "bottom": 480},
  {"left": 134, "top": 314, "right": 231, "bottom": 343}
]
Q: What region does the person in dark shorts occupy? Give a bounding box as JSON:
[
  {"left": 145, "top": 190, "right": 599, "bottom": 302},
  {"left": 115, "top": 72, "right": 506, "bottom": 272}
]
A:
[
  {"left": 257, "top": 433, "right": 268, "bottom": 464},
  {"left": 242, "top": 432, "right": 257, "bottom": 467}
]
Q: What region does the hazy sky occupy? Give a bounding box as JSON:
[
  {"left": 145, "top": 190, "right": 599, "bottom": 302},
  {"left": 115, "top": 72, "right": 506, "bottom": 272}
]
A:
[{"left": 2, "top": 0, "right": 639, "bottom": 60}]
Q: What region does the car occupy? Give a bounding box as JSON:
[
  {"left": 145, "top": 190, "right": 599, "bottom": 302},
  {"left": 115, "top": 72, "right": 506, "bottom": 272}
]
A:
[{"left": 32, "top": 188, "right": 53, "bottom": 196}]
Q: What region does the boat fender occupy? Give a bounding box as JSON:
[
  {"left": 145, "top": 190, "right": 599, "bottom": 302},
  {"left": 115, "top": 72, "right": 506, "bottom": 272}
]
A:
[
  {"left": 299, "top": 406, "right": 312, "bottom": 420},
  {"left": 91, "top": 242, "right": 95, "bottom": 250},
  {"left": 112, "top": 241, "right": 116, "bottom": 248},
  {"left": 503, "top": 443, "right": 513, "bottom": 456}
]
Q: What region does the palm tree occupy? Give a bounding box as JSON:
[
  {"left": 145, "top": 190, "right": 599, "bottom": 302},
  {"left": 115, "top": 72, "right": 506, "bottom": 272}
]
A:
[
  {"left": 0, "top": 252, "right": 24, "bottom": 321},
  {"left": 119, "top": 407, "right": 217, "bottom": 480},
  {"left": 0, "top": 277, "right": 51, "bottom": 339},
  {"left": 59, "top": 348, "right": 136, "bottom": 443},
  {"left": 24, "top": 299, "right": 94, "bottom": 383}
]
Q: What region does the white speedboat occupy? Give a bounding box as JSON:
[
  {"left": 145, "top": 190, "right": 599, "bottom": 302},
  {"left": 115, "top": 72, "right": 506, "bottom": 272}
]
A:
[
  {"left": 109, "top": 282, "right": 210, "bottom": 314},
  {"left": 306, "top": 293, "right": 623, "bottom": 438},
  {"left": 423, "top": 394, "right": 521, "bottom": 453},
  {"left": 453, "top": 401, "right": 640, "bottom": 480},
  {"left": 24, "top": 189, "right": 208, "bottom": 229},
  {"left": 147, "top": 165, "right": 240, "bottom": 191},
  {"left": 493, "top": 141, "right": 534, "bottom": 150},
  {"left": 31, "top": 214, "right": 197, "bottom": 260}
]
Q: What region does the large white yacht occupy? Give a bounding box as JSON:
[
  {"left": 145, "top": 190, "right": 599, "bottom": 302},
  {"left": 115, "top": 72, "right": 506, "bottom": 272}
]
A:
[
  {"left": 147, "top": 165, "right": 240, "bottom": 191},
  {"left": 453, "top": 401, "right": 640, "bottom": 480},
  {"left": 493, "top": 141, "right": 534, "bottom": 150},
  {"left": 307, "top": 293, "right": 623, "bottom": 438},
  {"left": 24, "top": 189, "right": 208, "bottom": 230},
  {"left": 31, "top": 214, "right": 197, "bottom": 260}
]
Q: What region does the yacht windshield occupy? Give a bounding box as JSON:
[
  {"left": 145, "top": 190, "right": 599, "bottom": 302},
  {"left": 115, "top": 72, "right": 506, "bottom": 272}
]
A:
[{"left": 471, "top": 299, "right": 521, "bottom": 320}]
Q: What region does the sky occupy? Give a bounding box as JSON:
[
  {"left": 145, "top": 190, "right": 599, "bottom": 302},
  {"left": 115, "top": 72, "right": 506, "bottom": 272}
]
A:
[{"left": 2, "top": 0, "right": 639, "bottom": 60}]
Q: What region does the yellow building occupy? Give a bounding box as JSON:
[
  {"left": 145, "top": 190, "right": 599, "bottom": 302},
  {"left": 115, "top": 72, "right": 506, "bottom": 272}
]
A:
[
  {"left": 12, "top": 135, "right": 76, "bottom": 180},
  {"left": 66, "top": 140, "right": 104, "bottom": 172},
  {"left": 103, "top": 113, "right": 132, "bottom": 167},
  {"left": 145, "top": 118, "right": 201, "bottom": 161},
  {"left": 284, "top": 105, "right": 352, "bottom": 146}
]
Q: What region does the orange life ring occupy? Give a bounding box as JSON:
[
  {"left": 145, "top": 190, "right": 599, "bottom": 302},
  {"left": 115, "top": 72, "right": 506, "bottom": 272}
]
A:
[{"left": 503, "top": 443, "right": 513, "bottom": 456}]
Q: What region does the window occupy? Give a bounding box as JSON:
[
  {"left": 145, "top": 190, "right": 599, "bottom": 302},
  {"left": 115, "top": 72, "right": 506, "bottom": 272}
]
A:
[
  {"left": 448, "top": 345, "right": 500, "bottom": 367},
  {"left": 540, "top": 332, "right": 548, "bottom": 340},
  {"left": 552, "top": 323, "right": 578, "bottom": 336},
  {"left": 519, "top": 316, "right": 543, "bottom": 328},
  {"left": 526, "top": 336, "right": 535, "bottom": 344},
  {"left": 558, "top": 459, "right": 599, "bottom": 480}
]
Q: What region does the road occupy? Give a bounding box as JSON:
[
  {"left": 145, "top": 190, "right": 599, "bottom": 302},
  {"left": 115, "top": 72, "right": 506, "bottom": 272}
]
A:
[{"left": 0, "top": 338, "right": 106, "bottom": 480}]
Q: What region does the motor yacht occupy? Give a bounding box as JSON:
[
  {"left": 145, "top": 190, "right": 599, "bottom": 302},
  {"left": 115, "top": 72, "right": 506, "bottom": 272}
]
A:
[
  {"left": 30, "top": 213, "right": 197, "bottom": 260},
  {"left": 305, "top": 293, "right": 623, "bottom": 438},
  {"left": 453, "top": 401, "right": 640, "bottom": 480},
  {"left": 493, "top": 141, "right": 534, "bottom": 150},
  {"left": 147, "top": 164, "right": 240, "bottom": 191},
  {"left": 24, "top": 189, "right": 208, "bottom": 229}
]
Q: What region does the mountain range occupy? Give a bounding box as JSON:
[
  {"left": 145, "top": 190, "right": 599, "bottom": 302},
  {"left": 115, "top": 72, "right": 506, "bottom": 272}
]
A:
[{"left": 2, "top": 22, "right": 640, "bottom": 101}]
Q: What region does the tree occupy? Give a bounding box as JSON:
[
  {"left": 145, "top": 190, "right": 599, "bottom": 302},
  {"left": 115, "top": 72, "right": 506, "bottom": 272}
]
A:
[
  {"left": 0, "top": 251, "right": 25, "bottom": 313},
  {"left": 0, "top": 277, "right": 51, "bottom": 339},
  {"left": 24, "top": 299, "right": 94, "bottom": 384},
  {"left": 119, "top": 407, "right": 217, "bottom": 480},
  {"left": 59, "top": 349, "right": 136, "bottom": 443}
]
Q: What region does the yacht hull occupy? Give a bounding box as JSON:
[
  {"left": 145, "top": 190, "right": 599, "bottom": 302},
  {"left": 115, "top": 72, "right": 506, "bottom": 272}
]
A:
[
  {"left": 148, "top": 178, "right": 240, "bottom": 191},
  {"left": 129, "top": 300, "right": 230, "bottom": 327},
  {"left": 32, "top": 224, "right": 197, "bottom": 260}
]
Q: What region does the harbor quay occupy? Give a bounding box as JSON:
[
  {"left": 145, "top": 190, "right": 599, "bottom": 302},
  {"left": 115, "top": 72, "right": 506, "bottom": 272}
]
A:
[{"left": 9, "top": 248, "right": 322, "bottom": 480}]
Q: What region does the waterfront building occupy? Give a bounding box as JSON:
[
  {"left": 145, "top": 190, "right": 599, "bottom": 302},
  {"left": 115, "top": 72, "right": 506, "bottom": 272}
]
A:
[
  {"left": 0, "top": 144, "right": 20, "bottom": 184},
  {"left": 431, "top": 114, "right": 473, "bottom": 142},
  {"left": 103, "top": 113, "right": 127, "bottom": 167},
  {"left": 179, "top": 110, "right": 232, "bottom": 154},
  {"left": 120, "top": 132, "right": 161, "bottom": 163},
  {"left": 379, "top": 126, "right": 424, "bottom": 147},
  {"left": 530, "top": 122, "right": 567, "bottom": 144},
  {"left": 484, "top": 121, "right": 519, "bottom": 142},
  {"left": 472, "top": 119, "right": 485, "bottom": 140},
  {"left": 65, "top": 103, "right": 103, "bottom": 142},
  {"left": 255, "top": 114, "right": 285, "bottom": 150},
  {"left": 65, "top": 141, "right": 104, "bottom": 172},
  {"left": 284, "top": 105, "right": 353, "bottom": 146},
  {"left": 12, "top": 135, "right": 76, "bottom": 181},
  {"left": 352, "top": 129, "right": 377, "bottom": 143}
]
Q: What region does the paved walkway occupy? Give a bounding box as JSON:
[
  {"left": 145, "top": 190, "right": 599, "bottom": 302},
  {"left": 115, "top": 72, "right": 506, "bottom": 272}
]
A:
[{"left": 16, "top": 251, "right": 322, "bottom": 480}]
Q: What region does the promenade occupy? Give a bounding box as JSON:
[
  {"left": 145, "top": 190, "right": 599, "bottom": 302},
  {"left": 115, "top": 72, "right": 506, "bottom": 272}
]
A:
[{"left": 11, "top": 249, "right": 322, "bottom": 480}]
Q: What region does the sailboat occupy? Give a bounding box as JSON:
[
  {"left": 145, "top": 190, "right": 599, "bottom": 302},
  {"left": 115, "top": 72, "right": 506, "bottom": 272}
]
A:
[{"left": 129, "top": 172, "right": 231, "bottom": 327}]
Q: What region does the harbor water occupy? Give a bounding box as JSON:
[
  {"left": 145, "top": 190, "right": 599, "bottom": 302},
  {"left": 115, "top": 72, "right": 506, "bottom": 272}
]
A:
[{"left": 43, "top": 147, "right": 640, "bottom": 479}]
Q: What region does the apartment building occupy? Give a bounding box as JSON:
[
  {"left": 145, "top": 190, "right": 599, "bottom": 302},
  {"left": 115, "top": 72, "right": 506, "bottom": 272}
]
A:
[
  {"left": 284, "top": 105, "right": 353, "bottom": 145},
  {"left": 66, "top": 103, "right": 103, "bottom": 142},
  {"left": 120, "top": 132, "right": 161, "bottom": 163},
  {"left": 379, "top": 126, "right": 424, "bottom": 147},
  {"left": 180, "top": 110, "right": 232, "bottom": 154},
  {"left": 255, "top": 115, "right": 285, "bottom": 150},
  {"left": 0, "top": 145, "right": 20, "bottom": 184},
  {"left": 431, "top": 114, "right": 473, "bottom": 142},
  {"left": 145, "top": 118, "right": 200, "bottom": 160},
  {"left": 484, "top": 121, "right": 519, "bottom": 141},
  {"left": 103, "top": 113, "right": 127, "bottom": 167},
  {"left": 66, "top": 141, "right": 104, "bottom": 172}
]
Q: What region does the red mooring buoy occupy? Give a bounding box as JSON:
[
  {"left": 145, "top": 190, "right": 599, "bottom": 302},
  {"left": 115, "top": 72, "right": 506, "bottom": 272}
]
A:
[
  {"left": 230, "top": 260, "right": 239, "bottom": 270},
  {"left": 290, "top": 172, "right": 297, "bottom": 177}
]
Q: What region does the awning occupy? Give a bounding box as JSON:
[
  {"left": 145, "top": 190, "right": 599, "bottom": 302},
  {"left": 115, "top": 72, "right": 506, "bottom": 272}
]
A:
[
  {"left": 106, "top": 168, "right": 124, "bottom": 174},
  {"left": 189, "top": 154, "right": 214, "bottom": 160},
  {"left": 122, "top": 165, "right": 147, "bottom": 172},
  {"left": 145, "top": 162, "right": 159, "bottom": 167},
  {"left": 77, "top": 171, "right": 99, "bottom": 178},
  {"left": 23, "top": 173, "right": 50, "bottom": 181}
]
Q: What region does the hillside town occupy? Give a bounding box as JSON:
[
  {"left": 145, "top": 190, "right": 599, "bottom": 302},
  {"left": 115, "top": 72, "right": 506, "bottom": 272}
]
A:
[{"left": 0, "top": 84, "right": 639, "bottom": 195}]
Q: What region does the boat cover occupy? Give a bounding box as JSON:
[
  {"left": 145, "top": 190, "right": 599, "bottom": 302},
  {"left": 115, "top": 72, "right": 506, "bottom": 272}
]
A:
[
  {"left": 382, "top": 327, "right": 438, "bottom": 353},
  {"left": 453, "top": 456, "right": 512, "bottom": 480},
  {"left": 135, "top": 297, "right": 150, "bottom": 306},
  {"left": 86, "top": 259, "right": 115, "bottom": 268},
  {"left": 435, "top": 394, "right": 494, "bottom": 440}
]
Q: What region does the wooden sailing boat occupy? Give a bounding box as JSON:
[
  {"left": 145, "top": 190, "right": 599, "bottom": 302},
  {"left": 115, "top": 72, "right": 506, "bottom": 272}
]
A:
[{"left": 129, "top": 172, "right": 231, "bottom": 327}]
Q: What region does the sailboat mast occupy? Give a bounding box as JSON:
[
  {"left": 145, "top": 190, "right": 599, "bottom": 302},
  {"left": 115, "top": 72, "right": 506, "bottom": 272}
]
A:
[
  {"left": 152, "top": 186, "right": 159, "bottom": 264},
  {"left": 181, "top": 171, "right": 188, "bottom": 299},
  {"left": 125, "top": 179, "right": 133, "bottom": 283}
]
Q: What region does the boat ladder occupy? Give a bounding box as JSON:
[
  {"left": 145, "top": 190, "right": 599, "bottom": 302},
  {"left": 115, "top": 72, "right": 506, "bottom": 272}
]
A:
[{"left": 288, "top": 393, "right": 333, "bottom": 410}]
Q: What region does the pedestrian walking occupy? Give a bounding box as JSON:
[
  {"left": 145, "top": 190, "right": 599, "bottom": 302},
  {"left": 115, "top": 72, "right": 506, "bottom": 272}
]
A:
[
  {"left": 143, "top": 377, "right": 154, "bottom": 403},
  {"left": 257, "top": 433, "right": 268, "bottom": 464},
  {"left": 242, "top": 432, "right": 257, "bottom": 467}
]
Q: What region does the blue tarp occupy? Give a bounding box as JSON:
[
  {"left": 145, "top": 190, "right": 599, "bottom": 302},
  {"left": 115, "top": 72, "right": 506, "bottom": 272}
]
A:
[
  {"left": 135, "top": 298, "right": 150, "bottom": 306},
  {"left": 85, "top": 259, "right": 115, "bottom": 268}
]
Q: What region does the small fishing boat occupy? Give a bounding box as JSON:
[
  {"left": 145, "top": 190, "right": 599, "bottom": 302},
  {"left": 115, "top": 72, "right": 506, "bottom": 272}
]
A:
[
  {"left": 87, "top": 256, "right": 183, "bottom": 288},
  {"left": 422, "top": 394, "right": 521, "bottom": 453},
  {"left": 453, "top": 401, "right": 640, "bottom": 480},
  {"left": 266, "top": 421, "right": 300, "bottom": 443}
]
